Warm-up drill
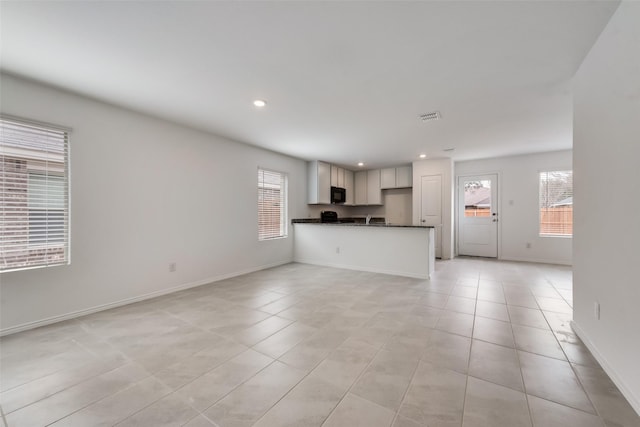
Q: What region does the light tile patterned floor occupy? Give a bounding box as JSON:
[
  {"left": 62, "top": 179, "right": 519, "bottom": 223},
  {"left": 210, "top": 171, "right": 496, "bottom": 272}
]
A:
[{"left": 1, "top": 258, "right": 639, "bottom": 427}]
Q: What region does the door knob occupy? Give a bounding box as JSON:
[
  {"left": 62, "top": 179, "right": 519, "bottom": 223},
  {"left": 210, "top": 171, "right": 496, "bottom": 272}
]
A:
[{"left": 421, "top": 219, "right": 426, "bottom": 223}]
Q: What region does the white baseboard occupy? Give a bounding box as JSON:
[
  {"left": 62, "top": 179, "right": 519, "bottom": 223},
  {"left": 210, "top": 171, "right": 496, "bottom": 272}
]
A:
[
  {"left": 571, "top": 320, "right": 640, "bottom": 415},
  {"left": 499, "top": 255, "right": 572, "bottom": 266},
  {"left": 0, "top": 261, "right": 289, "bottom": 337},
  {"left": 294, "top": 259, "right": 429, "bottom": 280}
]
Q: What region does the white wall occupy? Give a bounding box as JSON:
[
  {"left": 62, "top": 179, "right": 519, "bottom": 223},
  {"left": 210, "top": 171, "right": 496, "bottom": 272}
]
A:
[
  {"left": 0, "top": 74, "right": 308, "bottom": 334},
  {"left": 572, "top": 1, "right": 640, "bottom": 413},
  {"left": 412, "top": 158, "right": 454, "bottom": 259},
  {"left": 455, "top": 150, "right": 573, "bottom": 265}
]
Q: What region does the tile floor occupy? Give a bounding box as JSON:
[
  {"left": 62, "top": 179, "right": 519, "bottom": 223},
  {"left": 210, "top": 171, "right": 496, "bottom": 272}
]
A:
[{"left": 1, "top": 258, "right": 639, "bottom": 427}]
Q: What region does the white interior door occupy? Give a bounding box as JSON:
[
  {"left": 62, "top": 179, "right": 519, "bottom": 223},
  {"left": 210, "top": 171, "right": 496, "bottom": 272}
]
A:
[
  {"left": 420, "top": 175, "right": 442, "bottom": 258},
  {"left": 458, "top": 174, "right": 498, "bottom": 257}
]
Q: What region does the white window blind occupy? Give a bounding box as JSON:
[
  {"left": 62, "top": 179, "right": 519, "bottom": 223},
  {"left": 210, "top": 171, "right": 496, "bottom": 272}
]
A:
[
  {"left": 258, "top": 168, "right": 287, "bottom": 240},
  {"left": 539, "top": 170, "right": 573, "bottom": 237},
  {"left": 1, "top": 116, "right": 70, "bottom": 272}
]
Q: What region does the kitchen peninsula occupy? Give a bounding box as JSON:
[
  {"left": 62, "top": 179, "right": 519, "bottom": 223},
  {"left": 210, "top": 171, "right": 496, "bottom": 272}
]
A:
[{"left": 292, "top": 220, "right": 435, "bottom": 279}]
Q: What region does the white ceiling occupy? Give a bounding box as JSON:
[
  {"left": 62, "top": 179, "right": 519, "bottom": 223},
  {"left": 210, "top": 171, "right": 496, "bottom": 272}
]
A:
[{"left": 0, "top": 1, "right": 619, "bottom": 168}]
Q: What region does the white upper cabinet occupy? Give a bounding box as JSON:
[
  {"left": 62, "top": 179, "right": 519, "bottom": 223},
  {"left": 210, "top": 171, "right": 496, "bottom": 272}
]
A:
[
  {"left": 355, "top": 170, "right": 368, "bottom": 205},
  {"left": 330, "top": 165, "right": 338, "bottom": 187},
  {"left": 308, "top": 160, "right": 331, "bottom": 204},
  {"left": 367, "top": 169, "right": 382, "bottom": 205},
  {"left": 354, "top": 169, "right": 383, "bottom": 206},
  {"left": 396, "top": 166, "right": 412, "bottom": 188},
  {"left": 380, "top": 168, "right": 396, "bottom": 189},
  {"left": 311, "top": 162, "right": 396, "bottom": 205},
  {"left": 344, "top": 169, "right": 354, "bottom": 205},
  {"left": 331, "top": 165, "right": 346, "bottom": 188},
  {"left": 380, "top": 165, "right": 412, "bottom": 189},
  {"left": 310, "top": 161, "right": 354, "bottom": 205}
]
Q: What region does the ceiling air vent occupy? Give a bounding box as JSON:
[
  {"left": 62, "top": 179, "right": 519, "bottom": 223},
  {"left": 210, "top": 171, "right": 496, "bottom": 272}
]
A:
[{"left": 419, "top": 111, "right": 441, "bottom": 122}]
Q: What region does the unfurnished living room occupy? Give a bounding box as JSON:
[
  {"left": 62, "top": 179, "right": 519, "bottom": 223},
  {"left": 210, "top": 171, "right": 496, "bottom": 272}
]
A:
[{"left": 0, "top": 1, "right": 639, "bottom": 427}]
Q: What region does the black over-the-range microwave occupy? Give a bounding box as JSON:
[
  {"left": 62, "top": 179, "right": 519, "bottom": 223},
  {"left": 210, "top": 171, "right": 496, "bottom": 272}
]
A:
[{"left": 331, "top": 186, "right": 346, "bottom": 204}]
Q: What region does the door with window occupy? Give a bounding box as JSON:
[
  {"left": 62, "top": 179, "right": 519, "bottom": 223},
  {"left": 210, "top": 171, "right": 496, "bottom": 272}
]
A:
[{"left": 458, "top": 174, "right": 498, "bottom": 257}]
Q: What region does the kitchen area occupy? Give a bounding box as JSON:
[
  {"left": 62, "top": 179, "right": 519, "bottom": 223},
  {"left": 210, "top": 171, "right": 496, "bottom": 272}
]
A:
[
  {"left": 292, "top": 161, "right": 437, "bottom": 279},
  {"left": 305, "top": 161, "right": 414, "bottom": 225}
]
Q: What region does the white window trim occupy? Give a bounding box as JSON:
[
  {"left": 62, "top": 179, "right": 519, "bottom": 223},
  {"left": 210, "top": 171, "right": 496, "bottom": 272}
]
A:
[
  {"left": 538, "top": 169, "right": 573, "bottom": 238},
  {"left": 1, "top": 115, "right": 71, "bottom": 273},
  {"left": 257, "top": 168, "right": 288, "bottom": 241}
]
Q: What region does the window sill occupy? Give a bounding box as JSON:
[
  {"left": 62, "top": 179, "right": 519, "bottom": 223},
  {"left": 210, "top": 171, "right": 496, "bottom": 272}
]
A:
[{"left": 259, "top": 235, "right": 288, "bottom": 242}]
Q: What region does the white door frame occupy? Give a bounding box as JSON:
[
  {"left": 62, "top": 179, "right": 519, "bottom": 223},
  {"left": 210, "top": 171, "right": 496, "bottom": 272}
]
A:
[
  {"left": 455, "top": 172, "right": 501, "bottom": 258},
  {"left": 420, "top": 174, "right": 443, "bottom": 259}
]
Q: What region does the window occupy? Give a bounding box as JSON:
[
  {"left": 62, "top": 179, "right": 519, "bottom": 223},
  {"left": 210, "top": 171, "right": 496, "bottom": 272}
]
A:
[
  {"left": 258, "top": 168, "right": 287, "bottom": 240},
  {"left": 1, "top": 116, "right": 70, "bottom": 272},
  {"left": 539, "top": 170, "right": 573, "bottom": 237},
  {"left": 464, "top": 180, "right": 492, "bottom": 217}
]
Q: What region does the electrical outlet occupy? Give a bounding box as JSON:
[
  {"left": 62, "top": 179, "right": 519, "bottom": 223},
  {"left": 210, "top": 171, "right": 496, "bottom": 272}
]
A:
[
  {"left": 526, "top": 242, "right": 532, "bottom": 249},
  {"left": 169, "top": 262, "right": 177, "bottom": 272},
  {"left": 594, "top": 302, "right": 600, "bottom": 320},
  {"left": 336, "top": 246, "right": 340, "bottom": 254}
]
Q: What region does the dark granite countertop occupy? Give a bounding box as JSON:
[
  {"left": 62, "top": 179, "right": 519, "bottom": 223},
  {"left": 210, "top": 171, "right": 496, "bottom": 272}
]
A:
[
  {"left": 291, "top": 218, "right": 435, "bottom": 229},
  {"left": 292, "top": 217, "right": 381, "bottom": 224}
]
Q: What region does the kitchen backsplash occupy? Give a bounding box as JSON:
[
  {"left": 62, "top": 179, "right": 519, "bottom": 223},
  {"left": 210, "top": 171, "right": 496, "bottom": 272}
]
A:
[{"left": 305, "top": 187, "right": 412, "bottom": 225}]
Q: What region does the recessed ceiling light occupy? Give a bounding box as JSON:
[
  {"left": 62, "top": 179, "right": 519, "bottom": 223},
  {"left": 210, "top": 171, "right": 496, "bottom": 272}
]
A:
[
  {"left": 253, "top": 100, "right": 267, "bottom": 107},
  {"left": 419, "top": 154, "right": 427, "bottom": 158},
  {"left": 357, "top": 162, "right": 364, "bottom": 167}
]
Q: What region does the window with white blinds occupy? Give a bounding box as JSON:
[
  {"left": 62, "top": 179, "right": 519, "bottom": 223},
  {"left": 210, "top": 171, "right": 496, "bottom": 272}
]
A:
[
  {"left": 1, "top": 116, "right": 70, "bottom": 272},
  {"left": 539, "top": 170, "right": 573, "bottom": 237},
  {"left": 258, "top": 168, "right": 287, "bottom": 240}
]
